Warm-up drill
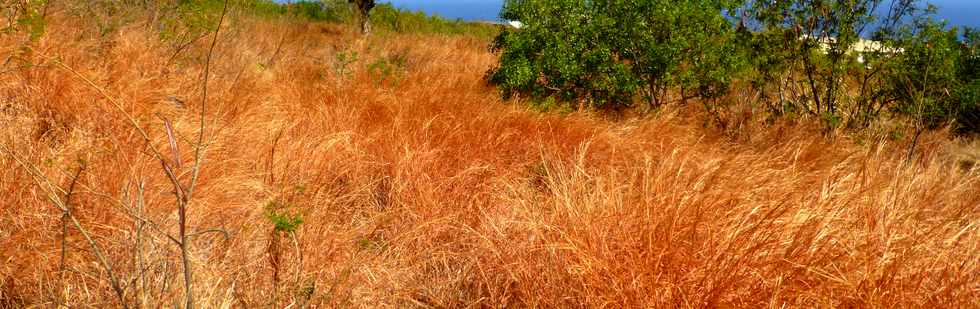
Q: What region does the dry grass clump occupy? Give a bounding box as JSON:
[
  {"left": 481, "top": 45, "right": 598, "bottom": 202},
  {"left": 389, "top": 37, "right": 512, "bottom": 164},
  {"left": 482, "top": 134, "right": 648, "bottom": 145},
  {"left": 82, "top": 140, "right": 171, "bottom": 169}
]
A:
[{"left": 1, "top": 10, "right": 978, "bottom": 308}]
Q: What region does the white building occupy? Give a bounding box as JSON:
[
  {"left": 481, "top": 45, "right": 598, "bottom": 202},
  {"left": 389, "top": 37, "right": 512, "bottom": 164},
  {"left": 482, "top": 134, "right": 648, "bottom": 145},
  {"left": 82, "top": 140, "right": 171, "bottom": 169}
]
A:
[{"left": 801, "top": 35, "right": 903, "bottom": 63}]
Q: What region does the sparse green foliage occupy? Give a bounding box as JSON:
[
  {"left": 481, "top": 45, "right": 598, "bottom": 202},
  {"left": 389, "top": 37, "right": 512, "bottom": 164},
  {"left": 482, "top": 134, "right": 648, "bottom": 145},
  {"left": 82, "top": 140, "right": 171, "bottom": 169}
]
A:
[
  {"left": 953, "top": 28, "right": 980, "bottom": 134},
  {"left": 1, "top": 0, "right": 48, "bottom": 41},
  {"left": 736, "top": 27, "right": 799, "bottom": 118},
  {"left": 288, "top": 1, "right": 329, "bottom": 21},
  {"left": 884, "top": 14, "right": 962, "bottom": 130},
  {"left": 368, "top": 3, "right": 500, "bottom": 37},
  {"left": 334, "top": 49, "right": 358, "bottom": 80},
  {"left": 17, "top": 1, "right": 46, "bottom": 41},
  {"left": 733, "top": 0, "right": 977, "bottom": 134},
  {"left": 0, "top": 0, "right": 47, "bottom": 72},
  {"left": 158, "top": 0, "right": 227, "bottom": 46},
  {"left": 367, "top": 54, "right": 405, "bottom": 86},
  {"left": 749, "top": 0, "right": 914, "bottom": 126}
]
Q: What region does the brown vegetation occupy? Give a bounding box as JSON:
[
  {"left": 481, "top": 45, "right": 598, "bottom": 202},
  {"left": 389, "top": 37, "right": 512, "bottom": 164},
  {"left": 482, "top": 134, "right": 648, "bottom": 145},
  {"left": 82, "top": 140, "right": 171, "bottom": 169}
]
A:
[{"left": 1, "top": 11, "right": 978, "bottom": 308}]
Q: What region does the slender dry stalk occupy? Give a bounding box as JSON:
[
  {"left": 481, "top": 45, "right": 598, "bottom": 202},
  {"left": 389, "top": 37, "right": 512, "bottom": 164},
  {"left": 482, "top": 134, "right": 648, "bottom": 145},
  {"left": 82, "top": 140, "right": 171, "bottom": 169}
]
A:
[
  {"left": 133, "top": 180, "right": 149, "bottom": 308},
  {"left": 59, "top": 165, "right": 83, "bottom": 284},
  {"left": 0, "top": 145, "right": 129, "bottom": 308},
  {"left": 177, "top": 0, "right": 229, "bottom": 306}
]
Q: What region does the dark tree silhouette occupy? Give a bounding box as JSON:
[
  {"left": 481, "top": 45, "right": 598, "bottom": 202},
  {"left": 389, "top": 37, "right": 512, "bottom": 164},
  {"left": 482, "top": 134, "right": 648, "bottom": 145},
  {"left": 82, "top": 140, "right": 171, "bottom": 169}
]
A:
[{"left": 348, "top": 0, "right": 375, "bottom": 34}]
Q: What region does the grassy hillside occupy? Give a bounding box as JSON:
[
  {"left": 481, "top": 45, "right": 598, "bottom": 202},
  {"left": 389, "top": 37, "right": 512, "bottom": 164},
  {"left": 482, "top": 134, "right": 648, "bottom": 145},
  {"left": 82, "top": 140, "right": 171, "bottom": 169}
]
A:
[{"left": 1, "top": 5, "right": 978, "bottom": 308}]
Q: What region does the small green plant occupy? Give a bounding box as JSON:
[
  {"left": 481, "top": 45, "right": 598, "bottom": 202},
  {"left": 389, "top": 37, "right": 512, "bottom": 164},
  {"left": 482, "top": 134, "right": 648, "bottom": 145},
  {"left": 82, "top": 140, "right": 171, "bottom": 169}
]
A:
[
  {"left": 265, "top": 200, "right": 303, "bottom": 307},
  {"left": 367, "top": 55, "right": 405, "bottom": 86},
  {"left": 265, "top": 201, "right": 303, "bottom": 233},
  {"left": 822, "top": 112, "right": 843, "bottom": 130},
  {"left": 2, "top": 0, "right": 48, "bottom": 42},
  {"left": 356, "top": 237, "right": 379, "bottom": 250},
  {"left": 889, "top": 130, "right": 904, "bottom": 141},
  {"left": 334, "top": 49, "right": 359, "bottom": 80},
  {"left": 530, "top": 96, "right": 574, "bottom": 114},
  {"left": 17, "top": 1, "right": 47, "bottom": 41}
]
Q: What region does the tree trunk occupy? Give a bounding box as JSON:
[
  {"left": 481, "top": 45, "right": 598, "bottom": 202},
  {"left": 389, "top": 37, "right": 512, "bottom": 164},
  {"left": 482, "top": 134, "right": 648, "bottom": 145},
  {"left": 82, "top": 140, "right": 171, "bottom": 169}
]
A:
[
  {"left": 906, "top": 126, "right": 924, "bottom": 164},
  {"left": 350, "top": 0, "right": 375, "bottom": 35},
  {"left": 360, "top": 17, "right": 371, "bottom": 35}
]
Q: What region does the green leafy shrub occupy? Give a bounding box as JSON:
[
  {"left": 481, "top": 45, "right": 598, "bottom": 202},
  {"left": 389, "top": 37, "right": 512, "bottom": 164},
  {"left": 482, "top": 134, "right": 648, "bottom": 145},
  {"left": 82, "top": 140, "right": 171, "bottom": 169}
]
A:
[
  {"left": 158, "top": 0, "right": 230, "bottom": 44},
  {"left": 487, "top": 0, "right": 978, "bottom": 135},
  {"left": 488, "top": 0, "right": 743, "bottom": 110},
  {"left": 736, "top": 27, "right": 800, "bottom": 119},
  {"left": 289, "top": 1, "right": 332, "bottom": 21},
  {"left": 746, "top": 0, "right": 925, "bottom": 128},
  {"left": 159, "top": 0, "right": 343, "bottom": 44},
  {"left": 883, "top": 14, "right": 966, "bottom": 131},
  {"left": 953, "top": 29, "right": 980, "bottom": 134}
]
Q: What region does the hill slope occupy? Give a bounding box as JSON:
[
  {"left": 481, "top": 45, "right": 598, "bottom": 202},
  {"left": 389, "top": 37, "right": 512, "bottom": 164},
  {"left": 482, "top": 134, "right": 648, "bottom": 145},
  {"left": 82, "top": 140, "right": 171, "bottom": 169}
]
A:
[{"left": 1, "top": 13, "right": 978, "bottom": 307}]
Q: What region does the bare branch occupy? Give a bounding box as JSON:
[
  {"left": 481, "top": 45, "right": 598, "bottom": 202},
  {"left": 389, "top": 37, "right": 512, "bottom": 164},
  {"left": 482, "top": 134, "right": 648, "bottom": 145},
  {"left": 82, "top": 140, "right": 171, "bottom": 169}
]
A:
[
  {"left": 181, "top": 1, "right": 230, "bottom": 308},
  {"left": 60, "top": 164, "right": 85, "bottom": 293},
  {"left": 0, "top": 145, "right": 130, "bottom": 309},
  {"left": 188, "top": 228, "right": 231, "bottom": 241}
]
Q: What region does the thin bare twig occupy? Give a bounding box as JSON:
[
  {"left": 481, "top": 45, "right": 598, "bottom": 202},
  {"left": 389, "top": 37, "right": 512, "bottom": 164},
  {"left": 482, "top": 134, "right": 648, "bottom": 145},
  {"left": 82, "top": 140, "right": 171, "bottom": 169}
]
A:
[
  {"left": 166, "top": 30, "right": 211, "bottom": 67},
  {"left": 0, "top": 144, "right": 130, "bottom": 309},
  {"left": 187, "top": 228, "right": 231, "bottom": 241},
  {"left": 186, "top": 0, "right": 228, "bottom": 201},
  {"left": 80, "top": 188, "right": 182, "bottom": 247},
  {"left": 290, "top": 231, "right": 304, "bottom": 297},
  {"left": 181, "top": 1, "right": 230, "bottom": 308},
  {"left": 59, "top": 164, "right": 84, "bottom": 301},
  {"left": 133, "top": 180, "right": 149, "bottom": 309}
]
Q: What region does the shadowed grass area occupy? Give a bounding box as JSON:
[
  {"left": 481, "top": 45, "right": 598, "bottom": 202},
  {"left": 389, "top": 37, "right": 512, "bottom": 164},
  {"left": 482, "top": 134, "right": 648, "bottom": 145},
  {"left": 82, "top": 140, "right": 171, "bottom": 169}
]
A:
[{"left": 0, "top": 8, "right": 978, "bottom": 308}]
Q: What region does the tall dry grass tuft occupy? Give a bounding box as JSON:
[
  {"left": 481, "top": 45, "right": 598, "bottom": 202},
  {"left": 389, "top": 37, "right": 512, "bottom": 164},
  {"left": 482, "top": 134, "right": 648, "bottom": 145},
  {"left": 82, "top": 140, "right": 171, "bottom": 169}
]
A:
[{"left": 1, "top": 9, "right": 978, "bottom": 308}]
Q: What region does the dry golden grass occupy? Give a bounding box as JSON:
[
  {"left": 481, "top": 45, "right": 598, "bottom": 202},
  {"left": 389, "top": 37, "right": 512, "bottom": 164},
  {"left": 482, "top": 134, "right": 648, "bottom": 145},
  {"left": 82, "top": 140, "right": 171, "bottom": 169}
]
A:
[{"left": 1, "top": 12, "right": 978, "bottom": 308}]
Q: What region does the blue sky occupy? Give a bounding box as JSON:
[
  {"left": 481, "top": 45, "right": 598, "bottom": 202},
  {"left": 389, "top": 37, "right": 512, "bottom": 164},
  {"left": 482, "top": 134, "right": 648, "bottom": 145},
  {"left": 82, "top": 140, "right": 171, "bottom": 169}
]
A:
[
  {"left": 279, "top": 1, "right": 979, "bottom": 27},
  {"left": 381, "top": 0, "right": 504, "bottom": 21},
  {"left": 380, "top": 0, "right": 979, "bottom": 27},
  {"left": 928, "top": 0, "right": 980, "bottom": 28}
]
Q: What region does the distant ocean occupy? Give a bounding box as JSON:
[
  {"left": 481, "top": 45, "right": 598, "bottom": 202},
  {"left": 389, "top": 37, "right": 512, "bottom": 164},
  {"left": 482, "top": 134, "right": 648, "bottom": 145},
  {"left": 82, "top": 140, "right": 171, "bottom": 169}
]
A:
[{"left": 379, "top": 0, "right": 980, "bottom": 29}]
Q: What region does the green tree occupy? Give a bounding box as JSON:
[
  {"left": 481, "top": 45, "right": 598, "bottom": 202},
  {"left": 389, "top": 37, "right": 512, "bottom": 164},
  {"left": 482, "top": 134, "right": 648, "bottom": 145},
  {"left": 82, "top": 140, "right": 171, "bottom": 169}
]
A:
[
  {"left": 489, "top": 0, "right": 743, "bottom": 110},
  {"left": 749, "top": 0, "right": 905, "bottom": 123},
  {"left": 737, "top": 26, "right": 800, "bottom": 118},
  {"left": 953, "top": 28, "right": 980, "bottom": 134},
  {"left": 882, "top": 12, "right": 980, "bottom": 154},
  {"left": 748, "top": 0, "right": 922, "bottom": 127}
]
